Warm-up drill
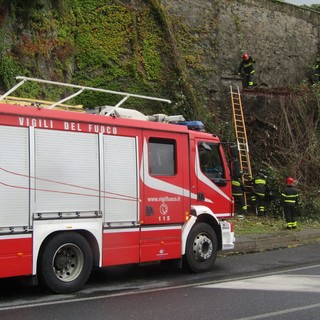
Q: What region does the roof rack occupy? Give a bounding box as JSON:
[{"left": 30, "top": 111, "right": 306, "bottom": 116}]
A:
[
  {"left": 0, "top": 76, "right": 171, "bottom": 110},
  {"left": 0, "top": 77, "right": 196, "bottom": 125}
]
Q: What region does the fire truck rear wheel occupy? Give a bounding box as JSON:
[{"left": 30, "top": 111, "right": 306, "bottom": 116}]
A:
[
  {"left": 38, "top": 232, "right": 93, "bottom": 294},
  {"left": 185, "top": 222, "right": 218, "bottom": 273}
]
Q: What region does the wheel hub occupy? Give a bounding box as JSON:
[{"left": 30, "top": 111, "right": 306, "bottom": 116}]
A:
[
  {"left": 193, "top": 234, "right": 213, "bottom": 261},
  {"left": 54, "top": 252, "right": 70, "bottom": 270},
  {"left": 52, "top": 244, "right": 83, "bottom": 282}
]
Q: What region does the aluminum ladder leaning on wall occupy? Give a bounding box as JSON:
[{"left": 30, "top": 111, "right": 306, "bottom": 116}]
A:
[{"left": 230, "top": 86, "right": 253, "bottom": 205}]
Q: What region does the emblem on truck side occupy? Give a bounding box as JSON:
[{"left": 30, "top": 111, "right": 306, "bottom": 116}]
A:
[{"left": 160, "top": 202, "right": 168, "bottom": 215}]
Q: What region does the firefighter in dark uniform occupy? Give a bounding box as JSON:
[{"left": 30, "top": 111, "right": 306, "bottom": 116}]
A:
[
  {"left": 238, "top": 53, "right": 256, "bottom": 88},
  {"left": 251, "top": 169, "right": 268, "bottom": 216},
  {"left": 232, "top": 177, "right": 247, "bottom": 218},
  {"left": 282, "top": 177, "right": 299, "bottom": 229}
]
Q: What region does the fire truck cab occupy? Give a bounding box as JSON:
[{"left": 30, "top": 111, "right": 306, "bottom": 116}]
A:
[{"left": 0, "top": 77, "right": 236, "bottom": 293}]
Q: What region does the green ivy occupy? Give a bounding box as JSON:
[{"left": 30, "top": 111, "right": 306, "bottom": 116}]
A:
[
  {"left": 0, "top": 56, "right": 21, "bottom": 89},
  {"left": 0, "top": 0, "right": 208, "bottom": 119}
]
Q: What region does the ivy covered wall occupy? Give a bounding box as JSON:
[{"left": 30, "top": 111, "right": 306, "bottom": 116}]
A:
[{"left": 0, "top": 0, "right": 206, "bottom": 119}]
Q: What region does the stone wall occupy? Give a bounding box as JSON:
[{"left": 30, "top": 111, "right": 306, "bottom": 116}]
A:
[{"left": 160, "top": 0, "right": 320, "bottom": 112}]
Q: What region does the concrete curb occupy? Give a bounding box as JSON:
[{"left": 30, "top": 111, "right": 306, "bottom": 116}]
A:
[{"left": 229, "top": 228, "right": 320, "bottom": 254}]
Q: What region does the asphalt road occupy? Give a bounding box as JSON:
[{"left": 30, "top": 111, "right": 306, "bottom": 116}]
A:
[{"left": 1, "top": 243, "right": 320, "bottom": 320}]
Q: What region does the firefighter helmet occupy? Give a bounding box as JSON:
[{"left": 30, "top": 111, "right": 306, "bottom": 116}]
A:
[
  {"left": 242, "top": 53, "right": 249, "bottom": 60},
  {"left": 286, "top": 177, "right": 294, "bottom": 185}
]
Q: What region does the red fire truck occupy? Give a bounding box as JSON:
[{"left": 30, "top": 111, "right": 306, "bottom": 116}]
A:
[{"left": 0, "top": 76, "right": 237, "bottom": 293}]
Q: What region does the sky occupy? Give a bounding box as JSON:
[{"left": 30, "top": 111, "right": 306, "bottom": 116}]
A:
[{"left": 285, "top": 0, "right": 319, "bottom": 4}]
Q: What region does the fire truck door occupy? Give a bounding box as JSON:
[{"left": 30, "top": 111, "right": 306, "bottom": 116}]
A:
[
  {"left": 141, "top": 133, "right": 189, "bottom": 225},
  {"left": 101, "top": 135, "right": 140, "bottom": 266},
  {"left": 195, "top": 140, "right": 232, "bottom": 217},
  {"left": 139, "top": 132, "right": 189, "bottom": 262}
]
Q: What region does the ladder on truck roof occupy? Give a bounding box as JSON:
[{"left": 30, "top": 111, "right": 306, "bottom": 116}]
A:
[
  {"left": 230, "top": 86, "right": 252, "bottom": 186},
  {"left": 0, "top": 76, "right": 171, "bottom": 112},
  {"left": 0, "top": 95, "right": 84, "bottom": 111}
]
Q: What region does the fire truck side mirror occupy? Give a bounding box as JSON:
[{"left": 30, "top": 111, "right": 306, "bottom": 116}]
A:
[
  {"left": 228, "top": 144, "right": 238, "bottom": 159},
  {"left": 230, "top": 159, "right": 241, "bottom": 179},
  {"left": 228, "top": 144, "right": 241, "bottom": 179}
]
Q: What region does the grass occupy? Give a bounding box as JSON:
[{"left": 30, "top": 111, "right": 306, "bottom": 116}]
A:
[{"left": 231, "top": 215, "right": 320, "bottom": 235}]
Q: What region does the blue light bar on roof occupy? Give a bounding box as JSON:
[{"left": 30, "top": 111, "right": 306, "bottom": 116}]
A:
[{"left": 175, "top": 120, "right": 205, "bottom": 132}]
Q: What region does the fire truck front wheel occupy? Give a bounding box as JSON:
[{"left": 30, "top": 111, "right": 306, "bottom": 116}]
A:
[
  {"left": 185, "top": 222, "right": 218, "bottom": 273},
  {"left": 38, "top": 231, "right": 93, "bottom": 294}
]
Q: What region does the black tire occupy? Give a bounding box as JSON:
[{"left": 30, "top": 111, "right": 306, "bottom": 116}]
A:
[
  {"left": 184, "top": 222, "right": 218, "bottom": 273},
  {"left": 38, "top": 232, "right": 93, "bottom": 294}
]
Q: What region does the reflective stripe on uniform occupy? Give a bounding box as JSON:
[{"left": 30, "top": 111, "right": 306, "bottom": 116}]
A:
[{"left": 282, "top": 193, "right": 298, "bottom": 203}]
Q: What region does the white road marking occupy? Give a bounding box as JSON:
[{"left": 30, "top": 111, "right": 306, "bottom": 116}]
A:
[
  {"left": 198, "top": 274, "right": 320, "bottom": 293},
  {"left": 198, "top": 271, "right": 320, "bottom": 319},
  {"left": 233, "top": 302, "right": 320, "bottom": 320}
]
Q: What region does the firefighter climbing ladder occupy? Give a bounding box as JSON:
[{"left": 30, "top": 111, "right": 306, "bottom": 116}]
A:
[{"left": 230, "top": 86, "right": 252, "bottom": 189}]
